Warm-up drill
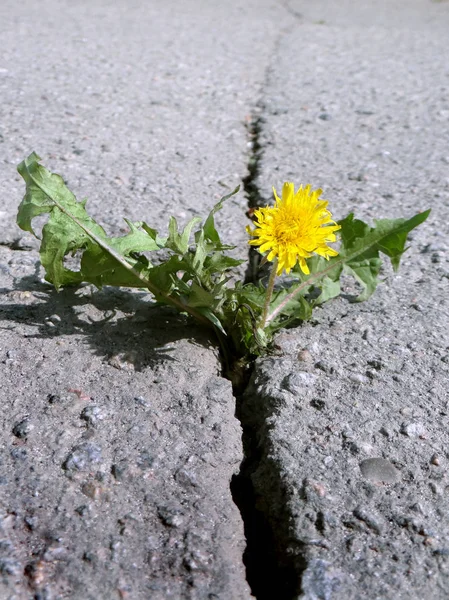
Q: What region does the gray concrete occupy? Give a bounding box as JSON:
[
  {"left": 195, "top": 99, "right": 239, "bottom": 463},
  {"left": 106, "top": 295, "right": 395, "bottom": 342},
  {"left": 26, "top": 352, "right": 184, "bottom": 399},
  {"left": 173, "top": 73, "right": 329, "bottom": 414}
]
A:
[
  {"left": 245, "top": 0, "right": 449, "bottom": 598},
  {"left": 0, "top": 0, "right": 287, "bottom": 597},
  {"left": 1, "top": 0, "right": 449, "bottom": 599}
]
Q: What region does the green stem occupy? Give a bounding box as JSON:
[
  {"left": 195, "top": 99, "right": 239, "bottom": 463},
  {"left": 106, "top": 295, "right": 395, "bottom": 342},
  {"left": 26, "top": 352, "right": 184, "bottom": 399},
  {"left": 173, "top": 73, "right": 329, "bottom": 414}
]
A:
[{"left": 258, "top": 258, "right": 278, "bottom": 329}]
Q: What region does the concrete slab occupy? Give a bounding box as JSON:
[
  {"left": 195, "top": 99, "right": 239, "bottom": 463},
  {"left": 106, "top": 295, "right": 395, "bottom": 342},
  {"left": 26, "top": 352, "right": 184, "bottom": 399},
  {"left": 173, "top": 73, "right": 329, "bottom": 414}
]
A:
[
  {"left": 244, "top": 0, "right": 449, "bottom": 598},
  {"left": 0, "top": 0, "right": 290, "bottom": 597},
  {"left": 0, "top": 0, "right": 287, "bottom": 247},
  {"left": 0, "top": 244, "right": 248, "bottom": 599}
]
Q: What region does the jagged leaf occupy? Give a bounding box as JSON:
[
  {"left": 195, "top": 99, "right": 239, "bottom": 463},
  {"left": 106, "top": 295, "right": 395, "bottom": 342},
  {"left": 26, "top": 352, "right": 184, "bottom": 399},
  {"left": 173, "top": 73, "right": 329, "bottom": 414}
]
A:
[
  {"left": 16, "top": 153, "right": 162, "bottom": 289},
  {"left": 313, "top": 276, "right": 341, "bottom": 305},
  {"left": 167, "top": 216, "right": 202, "bottom": 254},
  {"left": 202, "top": 186, "right": 240, "bottom": 245}
]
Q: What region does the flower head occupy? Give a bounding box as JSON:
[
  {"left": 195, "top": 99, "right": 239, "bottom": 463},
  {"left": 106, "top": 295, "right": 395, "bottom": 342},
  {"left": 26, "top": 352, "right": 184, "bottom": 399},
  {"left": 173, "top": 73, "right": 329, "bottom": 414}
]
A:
[{"left": 247, "top": 182, "right": 340, "bottom": 275}]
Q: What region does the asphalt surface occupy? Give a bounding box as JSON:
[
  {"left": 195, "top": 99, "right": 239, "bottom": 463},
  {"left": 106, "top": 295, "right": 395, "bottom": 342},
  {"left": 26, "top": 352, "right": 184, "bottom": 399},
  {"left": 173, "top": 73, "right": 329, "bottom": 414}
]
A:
[{"left": 1, "top": 0, "right": 448, "bottom": 599}]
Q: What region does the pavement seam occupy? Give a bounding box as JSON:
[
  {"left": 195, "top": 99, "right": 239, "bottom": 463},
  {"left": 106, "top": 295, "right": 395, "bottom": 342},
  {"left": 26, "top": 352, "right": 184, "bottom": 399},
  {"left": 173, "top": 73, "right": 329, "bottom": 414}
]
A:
[{"left": 230, "top": 18, "right": 306, "bottom": 597}]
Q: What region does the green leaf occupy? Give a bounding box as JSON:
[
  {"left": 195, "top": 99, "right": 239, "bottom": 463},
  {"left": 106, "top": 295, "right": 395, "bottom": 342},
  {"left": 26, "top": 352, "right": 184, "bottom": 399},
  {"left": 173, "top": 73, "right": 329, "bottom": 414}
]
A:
[
  {"left": 80, "top": 220, "right": 161, "bottom": 288},
  {"left": 17, "top": 152, "right": 74, "bottom": 236},
  {"left": 205, "top": 253, "right": 245, "bottom": 273},
  {"left": 167, "top": 215, "right": 202, "bottom": 254},
  {"left": 196, "top": 307, "right": 227, "bottom": 335},
  {"left": 343, "top": 256, "right": 382, "bottom": 302},
  {"left": 338, "top": 210, "right": 431, "bottom": 300},
  {"left": 313, "top": 276, "right": 341, "bottom": 305},
  {"left": 202, "top": 186, "right": 240, "bottom": 245},
  {"left": 265, "top": 209, "right": 430, "bottom": 326},
  {"left": 374, "top": 211, "right": 430, "bottom": 270},
  {"left": 15, "top": 154, "right": 239, "bottom": 334},
  {"left": 141, "top": 222, "right": 166, "bottom": 247}
]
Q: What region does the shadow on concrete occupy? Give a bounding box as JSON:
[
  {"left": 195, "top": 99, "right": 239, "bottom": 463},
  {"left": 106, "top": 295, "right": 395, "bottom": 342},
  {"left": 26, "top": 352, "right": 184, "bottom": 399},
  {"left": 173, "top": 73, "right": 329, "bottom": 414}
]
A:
[{"left": 0, "top": 275, "right": 217, "bottom": 372}]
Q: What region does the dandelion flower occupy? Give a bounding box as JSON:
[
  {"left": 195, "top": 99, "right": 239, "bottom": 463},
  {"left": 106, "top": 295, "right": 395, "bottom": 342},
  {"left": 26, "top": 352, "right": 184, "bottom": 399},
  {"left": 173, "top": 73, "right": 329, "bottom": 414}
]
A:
[{"left": 247, "top": 182, "right": 340, "bottom": 275}]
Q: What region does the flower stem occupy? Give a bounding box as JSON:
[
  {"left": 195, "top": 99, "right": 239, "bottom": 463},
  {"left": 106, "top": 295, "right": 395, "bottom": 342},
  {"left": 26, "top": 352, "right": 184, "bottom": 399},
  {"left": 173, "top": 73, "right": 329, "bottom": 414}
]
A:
[{"left": 258, "top": 258, "right": 278, "bottom": 329}]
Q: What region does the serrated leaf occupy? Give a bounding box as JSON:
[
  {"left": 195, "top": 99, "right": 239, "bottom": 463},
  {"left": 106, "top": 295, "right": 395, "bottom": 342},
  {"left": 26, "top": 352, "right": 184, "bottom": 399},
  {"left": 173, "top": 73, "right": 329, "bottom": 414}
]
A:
[
  {"left": 205, "top": 253, "right": 245, "bottom": 273},
  {"left": 186, "top": 282, "right": 217, "bottom": 308},
  {"left": 374, "top": 211, "right": 430, "bottom": 270},
  {"left": 17, "top": 152, "right": 74, "bottom": 236},
  {"left": 192, "top": 230, "right": 207, "bottom": 273},
  {"left": 343, "top": 256, "right": 382, "bottom": 301},
  {"left": 265, "top": 209, "right": 430, "bottom": 325},
  {"left": 202, "top": 186, "right": 240, "bottom": 245},
  {"left": 314, "top": 276, "right": 341, "bottom": 305},
  {"left": 167, "top": 215, "right": 202, "bottom": 254},
  {"left": 141, "top": 222, "right": 167, "bottom": 247}
]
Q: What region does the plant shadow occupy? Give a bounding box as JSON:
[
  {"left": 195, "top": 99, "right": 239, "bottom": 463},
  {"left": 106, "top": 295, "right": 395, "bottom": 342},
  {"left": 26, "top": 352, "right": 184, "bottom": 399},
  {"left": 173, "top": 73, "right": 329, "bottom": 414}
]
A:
[{"left": 0, "top": 274, "right": 217, "bottom": 372}]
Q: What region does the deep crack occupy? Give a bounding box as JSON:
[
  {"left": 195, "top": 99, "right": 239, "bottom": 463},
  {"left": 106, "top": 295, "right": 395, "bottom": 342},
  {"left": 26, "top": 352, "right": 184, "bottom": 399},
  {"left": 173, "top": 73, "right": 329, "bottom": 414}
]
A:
[
  {"left": 229, "top": 100, "right": 300, "bottom": 599},
  {"left": 242, "top": 106, "right": 266, "bottom": 286},
  {"left": 231, "top": 384, "right": 300, "bottom": 599}
]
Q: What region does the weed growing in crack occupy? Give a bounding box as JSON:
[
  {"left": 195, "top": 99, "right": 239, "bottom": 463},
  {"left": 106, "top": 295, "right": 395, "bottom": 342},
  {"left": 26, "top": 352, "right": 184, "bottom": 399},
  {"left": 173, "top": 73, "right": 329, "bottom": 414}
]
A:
[{"left": 16, "top": 152, "right": 429, "bottom": 373}]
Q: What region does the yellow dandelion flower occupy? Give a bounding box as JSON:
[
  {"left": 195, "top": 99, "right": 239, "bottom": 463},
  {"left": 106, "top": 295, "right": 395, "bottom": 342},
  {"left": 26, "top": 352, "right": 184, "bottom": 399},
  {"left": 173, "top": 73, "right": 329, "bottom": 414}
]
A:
[{"left": 247, "top": 182, "right": 341, "bottom": 275}]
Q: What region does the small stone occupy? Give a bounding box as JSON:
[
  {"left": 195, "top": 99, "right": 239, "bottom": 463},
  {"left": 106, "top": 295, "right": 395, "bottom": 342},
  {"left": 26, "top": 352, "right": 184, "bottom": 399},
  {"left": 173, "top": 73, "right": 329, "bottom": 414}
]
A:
[
  {"left": 81, "top": 481, "right": 102, "bottom": 500},
  {"left": 75, "top": 505, "right": 89, "bottom": 517},
  {"left": 301, "top": 559, "right": 343, "bottom": 599},
  {"left": 367, "top": 359, "right": 383, "bottom": 370},
  {"left": 137, "top": 450, "right": 154, "bottom": 470},
  {"left": 111, "top": 461, "right": 129, "bottom": 481},
  {"left": 157, "top": 504, "right": 184, "bottom": 528},
  {"left": 48, "top": 314, "right": 62, "bottom": 323},
  {"left": 319, "top": 112, "right": 332, "bottom": 120},
  {"left": 134, "top": 396, "right": 149, "bottom": 407},
  {"left": 430, "top": 454, "right": 441, "bottom": 466},
  {"left": 433, "top": 548, "right": 449, "bottom": 556},
  {"left": 298, "top": 349, "right": 313, "bottom": 363},
  {"left": 431, "top": 252, "right": 441, "bottom": 264},
  {"left": 47, "top": 393, "right": 65, "bottom": 404},
  {"left": 314, "top": 361, "right": 334, "bottom": 374},
  {"left": 175, "top": 468, "right": 198, "bottom": 488},
  {"left": 429, "top": 482, "right": 441, "bottom": 495},
  {"left": 282, "top": 371, "right": 317, "bottom": 393},
  {"left": 80, "top": 405, "right": 104, "bottom": 427},
  {"left": 62, "top": 443, "right": 102, "bottom": 472},
  {"left": 359, "top": 458, "right": 400, "bottom": 484},
  {"left": 353, "top": 507, "right": 383, "bottom": 534},
  {"left": 12, "top": 418, "right": 34, "bottom": 439},
  {"left": 24, "top": 516, "right": 39, "bottom": 531},
  {"left": 341, "top": 428, "right": 355, "bottom": 440},
  {"left": 0, "top": 558, "right": 21, "bottom": 576},
  {"left": 310, "top": 398, "right": 326, "bottom": 411},
  {"left": 82, "top": 551, "right": 96, "bottom": 562},
  {"left": 365, "top": 370, "right": 378, "bottom": 380},
  {"left": 379, "top": 426, "right": 392, "bottom": 439},
  {"left": 400, "top": 421, "right": 426, "bottom": 438},
  {"left": 10, "top": 447, "right": 27, "bottom": 461},
  {"left": 349, "top": 373, "right": 369, "bottom": 384}
]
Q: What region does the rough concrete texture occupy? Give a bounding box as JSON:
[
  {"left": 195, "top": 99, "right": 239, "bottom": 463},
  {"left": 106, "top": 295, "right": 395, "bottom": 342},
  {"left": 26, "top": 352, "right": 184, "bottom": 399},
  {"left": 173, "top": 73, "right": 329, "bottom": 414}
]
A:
[
  {"left": 0, "top": 0, "right": 287, "bottom": 248},
  {"left": 1, "top": 0, "right": 449, "bottom": 598},
  {"left": 0, "top": 0, "right": 290, "bottom": 597},
  {"left": 243, "top": 0, "right": 449, "bottom": 598},
  {"left": 0, "top": 251, "right": 253, "bottom": 599}
]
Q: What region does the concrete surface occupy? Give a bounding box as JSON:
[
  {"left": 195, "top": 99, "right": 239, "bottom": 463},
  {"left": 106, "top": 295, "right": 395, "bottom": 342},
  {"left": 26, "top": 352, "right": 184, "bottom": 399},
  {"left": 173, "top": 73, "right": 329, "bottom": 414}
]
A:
[
  {"left": 242, "top": 0, "right": 449, "bottom": 598},
  {"left": 1, "top": 0, "right": 449, "bottom": 599}
]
